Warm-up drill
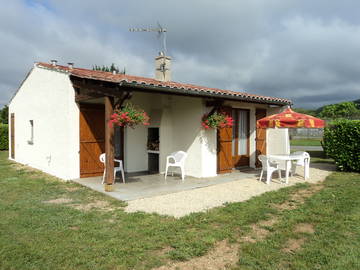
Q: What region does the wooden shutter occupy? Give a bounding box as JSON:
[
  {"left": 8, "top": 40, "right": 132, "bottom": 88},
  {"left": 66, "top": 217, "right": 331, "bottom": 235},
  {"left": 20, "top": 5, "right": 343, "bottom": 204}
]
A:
[
  {"left": 255, "top": 109, "right": 267, "bottom": 167},
  {"left": 217, "top": 107, "right": 233, "bottom": 173},
  {"left": 79, "top": 104, "right": 105, "bottom": 178}
]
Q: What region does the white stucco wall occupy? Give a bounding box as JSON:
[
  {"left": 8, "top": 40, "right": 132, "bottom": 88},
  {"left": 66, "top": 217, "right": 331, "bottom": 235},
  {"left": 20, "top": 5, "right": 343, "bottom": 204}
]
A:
[
  {"left": 170, "top": 96, "right": 206, "bottom": 177},
  {"left": 200, "top": 128, "right": 217, "bottom": 177},
  {"left": 8, "top": 66, "right": 79, "bottom": 180}
]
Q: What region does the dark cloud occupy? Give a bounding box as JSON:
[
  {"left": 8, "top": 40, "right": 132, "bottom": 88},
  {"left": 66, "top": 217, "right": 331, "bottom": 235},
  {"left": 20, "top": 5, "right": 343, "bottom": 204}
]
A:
[{"left": 1, "top": 0, "right": 359, "bottom": 108}]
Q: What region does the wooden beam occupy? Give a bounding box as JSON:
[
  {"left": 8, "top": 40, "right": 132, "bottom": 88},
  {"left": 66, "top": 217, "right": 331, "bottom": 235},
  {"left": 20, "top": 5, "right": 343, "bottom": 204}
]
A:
[
  {"left": 114, "top": 91, "right": 133, "bottom": 109},
  {"left": 71, "top": 77, "right": 127, "bottom": 98},
  {"left": 205, "top": 100, "right": 224, "bottom": 116},
  {"left": 75, "top": 92, "right": 104, "bottom": 102},
  {"left": 205, "top": 100, "right": 224, "bottom": 107},
  {"left": 104, "top": 96, "right": 115, "bottom": 191}
]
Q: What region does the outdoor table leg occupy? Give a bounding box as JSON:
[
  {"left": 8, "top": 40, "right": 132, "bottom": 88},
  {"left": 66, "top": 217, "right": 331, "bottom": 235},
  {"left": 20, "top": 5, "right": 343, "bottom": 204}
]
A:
[
  {"left": 304, "top": 158, "right": 310, "bottom": 180},
  {"left": 285, "top": 160, "right": 291, "bottom": 184}
]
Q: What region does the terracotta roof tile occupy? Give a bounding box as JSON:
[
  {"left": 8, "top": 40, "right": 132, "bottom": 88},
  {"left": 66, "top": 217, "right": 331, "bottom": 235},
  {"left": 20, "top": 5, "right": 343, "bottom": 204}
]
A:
[{"left": 36, "top": 62, "right": 292, "bottom": 105}]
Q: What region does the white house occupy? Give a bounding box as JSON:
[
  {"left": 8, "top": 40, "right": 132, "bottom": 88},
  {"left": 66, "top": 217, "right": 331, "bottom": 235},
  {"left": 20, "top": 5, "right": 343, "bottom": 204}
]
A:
[{"left": 8, "top": 56, "right": 291, "bottom": 183}]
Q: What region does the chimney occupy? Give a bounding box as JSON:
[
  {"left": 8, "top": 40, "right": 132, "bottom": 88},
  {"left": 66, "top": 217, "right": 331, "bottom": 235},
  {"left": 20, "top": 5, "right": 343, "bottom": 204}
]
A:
[
  {"left": 155, "top": 52, "right": 171, "bottom": 81},
  {"left": 50, "top": 60, "right": 57, "bottom": 66},
  {"left": 67, "top": 62, "right": 74, "bottom": 69}
]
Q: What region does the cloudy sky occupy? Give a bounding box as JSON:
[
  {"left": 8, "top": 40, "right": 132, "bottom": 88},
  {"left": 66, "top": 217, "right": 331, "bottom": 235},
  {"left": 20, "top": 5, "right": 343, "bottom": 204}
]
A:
[{"left": 1, "top": 0, "right": 360, "bottom": 108}]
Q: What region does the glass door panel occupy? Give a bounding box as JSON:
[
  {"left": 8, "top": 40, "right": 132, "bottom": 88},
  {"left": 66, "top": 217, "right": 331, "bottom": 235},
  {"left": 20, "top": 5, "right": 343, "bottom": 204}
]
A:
[
  {"left": 232, "top": 110, "right": 237, "bottom": 156},
  {"left": 238, "top": 110, "right": 249, "bottom": 155},
  {"left": 232, "top": 109, "right": 250, "bottom": 167}
]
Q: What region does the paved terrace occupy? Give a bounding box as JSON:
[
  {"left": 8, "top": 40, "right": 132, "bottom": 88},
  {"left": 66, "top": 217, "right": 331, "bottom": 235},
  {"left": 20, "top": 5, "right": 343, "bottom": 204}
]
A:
[
  {"left": 72, "top": 168, "right": 259, "bottom": 201},
  {"left": 73, "top": 164, "right": 335, "bottom": 218}
]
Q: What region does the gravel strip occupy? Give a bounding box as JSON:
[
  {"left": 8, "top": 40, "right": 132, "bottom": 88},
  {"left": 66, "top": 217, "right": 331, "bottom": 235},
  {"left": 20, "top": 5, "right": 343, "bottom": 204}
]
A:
[{"left": 125, "top": 164, "right": 335, "bottom": 218}]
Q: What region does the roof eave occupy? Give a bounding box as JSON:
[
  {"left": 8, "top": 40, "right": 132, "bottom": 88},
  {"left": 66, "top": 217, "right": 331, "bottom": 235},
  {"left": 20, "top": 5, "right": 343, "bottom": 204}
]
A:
[
  {"left": 36, "top": 63, "right": 292, "bottom": 106},
  {"left": 119, "top": 81, "right": 292, "bottom": 106}
]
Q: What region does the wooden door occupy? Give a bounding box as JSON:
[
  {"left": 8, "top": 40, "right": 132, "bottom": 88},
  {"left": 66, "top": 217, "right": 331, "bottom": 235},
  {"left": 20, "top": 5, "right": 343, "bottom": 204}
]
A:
[
  {"left": 10, "top": 113, "right": 15, "bottom": 159},
  {"left": 217, "top": 107, "right": 233, "bottom": 173},
  {"left": 79, "top": 104, "right": 105, "bottom": 178},
  {"left": 255, "top": 109, "right": 267, "bottom": 167},
  {"left": 232, "top": 109, "right": 250, "bottom": 167}
]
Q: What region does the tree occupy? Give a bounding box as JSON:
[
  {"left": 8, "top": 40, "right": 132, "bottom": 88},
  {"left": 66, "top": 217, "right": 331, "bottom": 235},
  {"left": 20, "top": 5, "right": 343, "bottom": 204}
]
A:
[
  {"left": 0, "top": 105, "right": 8, "bottom": 124},
  {"left": 354, "top": 99, "right": 360, "bottom": 109},
  {"left": 292, "top": 108, "right": 318, "bottom": 117},
  {"left": 319, "top": 101, "right": 360, "bottom": 120},
  {"left": 92, "top": 63, "right": 125, "bottom": 74}
]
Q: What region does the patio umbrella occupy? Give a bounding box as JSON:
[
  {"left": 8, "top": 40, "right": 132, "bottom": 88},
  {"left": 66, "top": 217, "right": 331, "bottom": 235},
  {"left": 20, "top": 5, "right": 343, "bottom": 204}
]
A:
[
  {"left": 256, "top": 107, "right": 325, "bottom": 181},
  {"left": 257, "top": 107, "right": 325, "bottom": 129}
]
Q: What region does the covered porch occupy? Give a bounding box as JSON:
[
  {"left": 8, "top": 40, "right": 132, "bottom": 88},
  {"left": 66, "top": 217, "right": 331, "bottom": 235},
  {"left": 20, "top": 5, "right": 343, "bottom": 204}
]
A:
[
  {"left": 76, "top": 89, "right": 219, "bottom": 191},
  {"left": 72, "top": 68, "right": 291, "bottom": 192}
]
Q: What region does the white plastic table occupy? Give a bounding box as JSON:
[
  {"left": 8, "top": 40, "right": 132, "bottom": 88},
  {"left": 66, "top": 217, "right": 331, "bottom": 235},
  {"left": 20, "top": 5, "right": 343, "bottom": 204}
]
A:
[{"left": 268, "top": 154, "right": 309, "bottom": 184}]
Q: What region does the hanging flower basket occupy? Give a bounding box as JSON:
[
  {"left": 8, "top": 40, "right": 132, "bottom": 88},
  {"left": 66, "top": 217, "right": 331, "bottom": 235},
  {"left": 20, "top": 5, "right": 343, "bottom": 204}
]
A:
[
  {"left": 201, "top": 111, "right": 233, "bottom": 129},
  {"left": 109, "top": 103, "right": 150, "bottom": 128}
]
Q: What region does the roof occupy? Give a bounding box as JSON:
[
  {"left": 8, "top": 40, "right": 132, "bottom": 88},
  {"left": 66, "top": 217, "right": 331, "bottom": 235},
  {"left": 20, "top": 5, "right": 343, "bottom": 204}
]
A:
[{"left": 36, "top": 62, "right": 292, "bottom": 105}]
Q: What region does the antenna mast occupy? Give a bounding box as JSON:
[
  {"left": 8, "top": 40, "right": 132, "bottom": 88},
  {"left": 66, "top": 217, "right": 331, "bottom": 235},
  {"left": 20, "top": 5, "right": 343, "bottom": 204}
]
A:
[{"left": 129, "top": 23, "right": 167, "bottom": 55}]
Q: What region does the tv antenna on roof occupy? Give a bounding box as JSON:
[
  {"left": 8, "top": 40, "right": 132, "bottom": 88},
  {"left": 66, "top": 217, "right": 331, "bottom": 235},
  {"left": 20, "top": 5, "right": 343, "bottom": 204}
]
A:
[{"left": 129, "top": 22, "right": 168, "bottom": 55}]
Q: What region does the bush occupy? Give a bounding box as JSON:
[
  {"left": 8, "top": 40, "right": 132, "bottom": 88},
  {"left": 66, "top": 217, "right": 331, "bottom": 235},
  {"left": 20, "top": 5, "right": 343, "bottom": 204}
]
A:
[
  {"left": 0, "top": 124, "right": 8, "bottom": 150},
  {"left": 322, "top": 120, "right": 360, "bottom": 172}
]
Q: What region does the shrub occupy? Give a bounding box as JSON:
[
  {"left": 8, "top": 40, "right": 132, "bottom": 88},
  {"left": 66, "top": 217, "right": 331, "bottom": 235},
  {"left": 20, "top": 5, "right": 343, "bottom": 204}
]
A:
[
  {"left": 322, "top": 120, "right": 360, "bottom": 172},
  {"left": 319, "top": 101, "right": 360, "bottom": 120},
  {"left": 0, "top": 124, "right": 8, "bottom": 150}
]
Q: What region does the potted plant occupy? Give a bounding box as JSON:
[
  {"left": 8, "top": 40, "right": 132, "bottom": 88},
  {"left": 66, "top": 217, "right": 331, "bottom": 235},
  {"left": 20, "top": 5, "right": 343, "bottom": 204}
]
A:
[
  {"left": 201, "top": 111, "right": 233, "bottom": 129},
  {"left": 109, "top": 103, "right": 150, "bottom": 128}
]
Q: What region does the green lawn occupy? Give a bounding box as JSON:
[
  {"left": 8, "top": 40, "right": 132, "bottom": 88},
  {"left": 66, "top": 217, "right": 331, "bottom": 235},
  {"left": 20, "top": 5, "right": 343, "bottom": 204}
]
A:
[
  {"left": 311, "top": 157, "right": 335, "bottom": 164},
  {"left": 290, "top": 139, "right": 322, "bottom": 146},
  {"left": 0, "top": 151, "right": 359, "bottom": 270}
]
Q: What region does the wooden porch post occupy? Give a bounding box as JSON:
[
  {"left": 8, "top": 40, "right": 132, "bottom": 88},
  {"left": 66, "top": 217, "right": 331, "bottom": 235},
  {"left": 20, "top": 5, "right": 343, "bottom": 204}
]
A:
[{"left": 104, "top": 96, "right": 115, "bottom": 191}]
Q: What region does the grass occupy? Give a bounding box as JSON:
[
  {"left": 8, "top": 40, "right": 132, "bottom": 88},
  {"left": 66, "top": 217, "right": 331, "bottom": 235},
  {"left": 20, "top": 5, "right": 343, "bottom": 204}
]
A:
[
  {"left": 290, "top": 139, "right": 322, "bottom": 146},
  {"left": 311, "top": 157, "right": 335, "bottom": 164},
  {"left": 0, "top": 151, "right": 359, "bottom": 269}
]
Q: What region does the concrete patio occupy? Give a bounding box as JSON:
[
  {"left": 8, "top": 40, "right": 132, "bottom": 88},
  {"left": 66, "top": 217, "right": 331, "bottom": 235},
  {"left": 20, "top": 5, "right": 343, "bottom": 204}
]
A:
[
  {"left": 73, "top": 163, "right": 336, "bottom": 217},
  {"left": 125, "top": 163, "right": 335, "bottom": 217},
  {"left": 72, "top": 168, "right": 260, "bottom": 201}
]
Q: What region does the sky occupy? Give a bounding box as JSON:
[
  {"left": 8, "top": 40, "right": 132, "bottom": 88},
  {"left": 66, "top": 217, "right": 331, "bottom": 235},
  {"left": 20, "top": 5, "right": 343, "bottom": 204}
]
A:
[{"left": 1, "top": 0, "right": 360, "bottom": 108}]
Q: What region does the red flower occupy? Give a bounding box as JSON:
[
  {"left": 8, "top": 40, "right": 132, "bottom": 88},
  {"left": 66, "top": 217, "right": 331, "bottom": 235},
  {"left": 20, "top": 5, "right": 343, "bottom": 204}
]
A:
[
  {"left": 201, "top": 122, "right": 210, "bottom": 129},
  {"left": 201, "top": 112, "right": 234, "bottom": 129},
  {"left": 108, "top": 103, "right": 150, "bottom": 128},
  {"left": 108, "top": 119, "right": 117, "bottom": 128}
]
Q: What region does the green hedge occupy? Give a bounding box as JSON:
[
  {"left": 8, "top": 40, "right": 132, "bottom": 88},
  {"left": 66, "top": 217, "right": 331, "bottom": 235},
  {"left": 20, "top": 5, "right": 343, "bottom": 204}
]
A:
[
  {"left": 322, "top": 120, "right": 360, "bottom": 172},
  {"left": 0, "top": 124, "right": 8, "bottom": 150}
]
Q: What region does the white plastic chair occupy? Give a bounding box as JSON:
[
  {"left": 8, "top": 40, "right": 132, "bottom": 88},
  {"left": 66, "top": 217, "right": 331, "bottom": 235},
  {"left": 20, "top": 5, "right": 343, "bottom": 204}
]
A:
[
  {"left": 99, "top": 153, "right": 125, "bottom": 184},
  {"left": 165, "top": 151, "right": 188, "bottom": 181},
  {"left": 290, "top": 151, "right": 310, "bottom": 179},
  {"left": 258, "top": 155, "right": 282, "bottom": 184}
]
